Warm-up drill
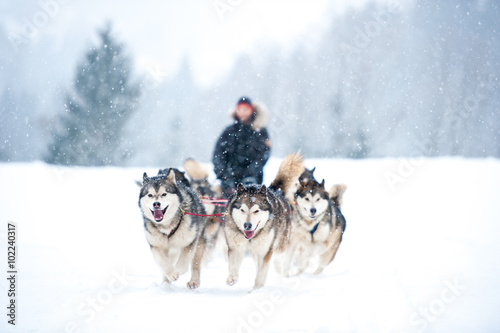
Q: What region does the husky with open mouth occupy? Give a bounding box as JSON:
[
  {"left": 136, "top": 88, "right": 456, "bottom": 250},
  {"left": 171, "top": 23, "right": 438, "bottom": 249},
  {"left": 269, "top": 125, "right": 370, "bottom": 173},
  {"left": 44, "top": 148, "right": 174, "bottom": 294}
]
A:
[
  {"left": 138, "top": 169, "right": 207, "bottom": 289},
  {"left": 224, "top": 152, "right": 305, "bottom": 290}
]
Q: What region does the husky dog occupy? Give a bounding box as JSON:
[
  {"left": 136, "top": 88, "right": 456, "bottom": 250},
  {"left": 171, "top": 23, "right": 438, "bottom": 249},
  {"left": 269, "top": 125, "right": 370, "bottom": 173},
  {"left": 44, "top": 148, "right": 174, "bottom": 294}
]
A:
[
  {"left": 299, "top": 167, "right": 317, "bottom": 183},
  {"left": 284, "top": 178, "right": 347, "bottom": 276},
  {"left": 138, "top": 169, "right": 207, "bottom": 289},
  {"left": 184, "top": 158, "right": 223, "bottom": 214},
  {"left": 224, "top": 152, "right": 305, "bottom": 290},
  {"left": 183, "top": 158, "right": 224, "bottom": 251},
  {"left": 285, "top": 167, "right": 317, "bottom": 204}
]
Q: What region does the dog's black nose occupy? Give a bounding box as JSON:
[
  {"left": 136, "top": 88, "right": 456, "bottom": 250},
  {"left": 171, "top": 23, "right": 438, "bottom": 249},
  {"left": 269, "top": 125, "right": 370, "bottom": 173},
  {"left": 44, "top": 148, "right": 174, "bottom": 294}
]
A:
[
  {"left": 153, "top": 202, "right": 161, "bottom": 209},
  {"left": 243, "top": 222, "right": 252, "bottom": 231},
  {"left": 310, "top": 208, "right": 317, "bottom": 215}
]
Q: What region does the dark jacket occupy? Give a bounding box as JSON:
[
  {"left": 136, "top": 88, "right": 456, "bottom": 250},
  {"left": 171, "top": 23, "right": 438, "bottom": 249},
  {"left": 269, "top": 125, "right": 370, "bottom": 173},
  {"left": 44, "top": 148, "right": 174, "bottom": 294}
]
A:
[{"left": 213, "top": 102, "right": 271, "bottom": 188}]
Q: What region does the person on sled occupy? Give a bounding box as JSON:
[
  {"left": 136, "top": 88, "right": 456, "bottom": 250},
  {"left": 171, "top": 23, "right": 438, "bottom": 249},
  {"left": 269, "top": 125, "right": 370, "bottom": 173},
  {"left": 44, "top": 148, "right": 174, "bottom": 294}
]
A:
[{"left": 212, "top": 96, "right": 271, "bottom": 198}]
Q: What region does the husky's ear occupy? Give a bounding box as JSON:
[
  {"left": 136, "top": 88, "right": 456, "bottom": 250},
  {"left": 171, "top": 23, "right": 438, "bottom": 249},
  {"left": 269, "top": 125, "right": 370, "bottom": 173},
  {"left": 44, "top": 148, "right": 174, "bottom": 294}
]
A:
[
  {"left": 166, "top": 169, "right": 176, "bottom": 183},
  {"left": 237, "top": 183, "right": 245, "bottom": 194},
  {"left": 142, "top": 172, "right": 151, "bottom": 186},
  {"left": 320, "top": 179, "right": 325, "bottom": 188},
  {"left": 260, "top": 184, "right": 267, "bottom": 194}
]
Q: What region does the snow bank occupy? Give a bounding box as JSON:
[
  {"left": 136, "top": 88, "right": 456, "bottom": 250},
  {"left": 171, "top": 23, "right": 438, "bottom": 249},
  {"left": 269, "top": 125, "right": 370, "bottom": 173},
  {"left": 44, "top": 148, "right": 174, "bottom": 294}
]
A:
[{"left": 0, "top": 157, "right": 499, "bottom": 332}]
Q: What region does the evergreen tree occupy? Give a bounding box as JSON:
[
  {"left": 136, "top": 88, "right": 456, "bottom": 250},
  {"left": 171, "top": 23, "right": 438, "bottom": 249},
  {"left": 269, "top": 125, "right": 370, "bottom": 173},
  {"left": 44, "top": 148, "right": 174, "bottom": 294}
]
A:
[{"left": 45, "top": 23, "right": 140, "bottom": 166}]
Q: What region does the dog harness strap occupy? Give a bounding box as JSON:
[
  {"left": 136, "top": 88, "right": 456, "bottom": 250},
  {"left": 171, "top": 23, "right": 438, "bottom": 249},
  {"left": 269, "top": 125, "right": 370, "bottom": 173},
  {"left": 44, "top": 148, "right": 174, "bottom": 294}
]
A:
[
  {"left": 167, "top": 214, "right": 183, "bottom": 238},
  {"left": 200, "top": 202, "right": 228, "bottom": 207},
  {"left": 310, "top": 222, "right": 319, "bottom": 235},
  {"left": 200, "top": 197, "right": 229, "bottom": 202},
  {"left": 200, "top": 197, "right": 228, "bottom": 207},
  {"left": 179, "top": 206, "right": 227, "bottom": 219}
]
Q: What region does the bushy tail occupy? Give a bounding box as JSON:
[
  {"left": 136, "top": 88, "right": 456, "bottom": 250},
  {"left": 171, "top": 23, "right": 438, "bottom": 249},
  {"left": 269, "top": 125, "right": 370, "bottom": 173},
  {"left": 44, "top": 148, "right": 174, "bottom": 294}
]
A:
[
  {"left": 269, "top": 152, "right": 305, "bottom": 202},
  {"left": 184, "top": 158, "right": 208, "bottom": 180},
  {"left": 329, "top": 184, "right": 347, "bottom": 208}
]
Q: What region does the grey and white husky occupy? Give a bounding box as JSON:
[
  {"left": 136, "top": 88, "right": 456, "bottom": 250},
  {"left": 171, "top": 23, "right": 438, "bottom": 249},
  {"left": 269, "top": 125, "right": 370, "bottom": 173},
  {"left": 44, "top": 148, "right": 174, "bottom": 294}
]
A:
[
  {"left": 284, "top": 177, "right": 347, "bottom": 276},
  {"left": 224, "top": 152, "right": 305, "bottom": 290},
  {"left": 138, "top": 169, "right": 207, "bottom": 289}
]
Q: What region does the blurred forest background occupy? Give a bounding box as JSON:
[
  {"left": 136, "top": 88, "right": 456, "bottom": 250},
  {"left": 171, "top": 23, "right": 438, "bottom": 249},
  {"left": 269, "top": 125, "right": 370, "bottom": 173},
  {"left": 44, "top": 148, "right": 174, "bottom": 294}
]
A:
[{"left": 0, "top": 0, "right": 498, "bottom": 166}]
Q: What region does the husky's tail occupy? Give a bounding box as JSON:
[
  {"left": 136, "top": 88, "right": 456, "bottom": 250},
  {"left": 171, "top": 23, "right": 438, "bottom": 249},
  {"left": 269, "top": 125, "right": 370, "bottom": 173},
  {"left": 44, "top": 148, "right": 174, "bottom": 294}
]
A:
[
  {"left": 184, "top": 158, "right": 208, "bottom": 180},
  {"left": 269, "top": 152, "right": 305, "bottom": 201},
  {"left": 329, "top": 184, "right": 347, "bottom": 208}
]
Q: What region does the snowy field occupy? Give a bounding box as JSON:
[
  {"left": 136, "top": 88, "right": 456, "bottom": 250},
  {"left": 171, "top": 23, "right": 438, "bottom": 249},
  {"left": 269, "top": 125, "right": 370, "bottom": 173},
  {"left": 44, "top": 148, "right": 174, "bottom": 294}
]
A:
[{"left": 1, "top": 157, "right": 500, "bottom": 333}]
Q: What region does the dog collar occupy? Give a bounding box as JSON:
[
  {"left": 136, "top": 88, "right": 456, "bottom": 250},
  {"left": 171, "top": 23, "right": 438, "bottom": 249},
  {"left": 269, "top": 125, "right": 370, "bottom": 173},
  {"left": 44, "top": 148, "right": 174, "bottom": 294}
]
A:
[
  {"left": 310, "top": 222, "right": 319, "bottom": 235},
  {"left": 160, "top": 212, "right": 183, "bottom": 238},
  {"left": 167, "top": 217, "right": 182, "bottom": 237}
]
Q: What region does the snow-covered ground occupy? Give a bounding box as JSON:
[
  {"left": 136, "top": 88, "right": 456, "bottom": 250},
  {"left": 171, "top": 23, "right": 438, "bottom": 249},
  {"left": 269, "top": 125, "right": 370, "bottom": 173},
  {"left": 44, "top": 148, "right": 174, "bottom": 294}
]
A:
[{"left": 1, "top": 157, "right": 499, "bottom": 333}]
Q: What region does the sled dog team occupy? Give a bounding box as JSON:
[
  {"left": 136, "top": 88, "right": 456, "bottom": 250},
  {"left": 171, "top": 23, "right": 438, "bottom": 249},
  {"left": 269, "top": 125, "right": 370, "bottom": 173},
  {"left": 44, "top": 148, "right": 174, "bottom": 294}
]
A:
[{"left": 138, "top": 152, "right": 347, "bottom": 291}]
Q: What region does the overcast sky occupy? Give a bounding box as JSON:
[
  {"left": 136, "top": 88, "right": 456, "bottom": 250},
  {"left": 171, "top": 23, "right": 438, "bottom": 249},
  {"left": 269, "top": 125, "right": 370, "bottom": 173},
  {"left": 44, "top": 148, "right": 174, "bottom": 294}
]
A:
[{"left": 0, "top": 0, "right": 386, "bottom": 87}]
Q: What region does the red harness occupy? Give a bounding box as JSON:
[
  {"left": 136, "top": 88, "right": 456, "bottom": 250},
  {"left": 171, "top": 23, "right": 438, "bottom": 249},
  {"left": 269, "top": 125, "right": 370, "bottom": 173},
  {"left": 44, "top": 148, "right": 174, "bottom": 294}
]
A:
[
  {"left": 179, "top": 204, "right": 227, "bottom": 223},
  {"left": 199, "top": 197, "right": 228, "bottom": 207}
]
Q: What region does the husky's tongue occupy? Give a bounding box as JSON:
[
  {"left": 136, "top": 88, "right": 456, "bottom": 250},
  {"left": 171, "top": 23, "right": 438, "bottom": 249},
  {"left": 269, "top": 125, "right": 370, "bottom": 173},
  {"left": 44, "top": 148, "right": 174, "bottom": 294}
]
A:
[
  {"left": 153, "top": 209, "right": 164, "bottom": 222},
  {"left": 244, "top": 222, "right": 260, "bottom": 239}
]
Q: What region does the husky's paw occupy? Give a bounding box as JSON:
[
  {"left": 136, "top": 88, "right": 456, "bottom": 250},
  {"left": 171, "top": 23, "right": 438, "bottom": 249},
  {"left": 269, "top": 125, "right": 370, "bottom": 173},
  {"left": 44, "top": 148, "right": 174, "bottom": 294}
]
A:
[
  {"left": 313, "top": 267, "right": 324, "bottom": 275},
  {"left": 226, "top": 276, "right": 238, "bottom": 286},
  {"left": 253, "top": 278, "right": 266, "bottom": 290},
  {"left": 165, "top": 270, "right": 179, "bottom": 282},
  {"left": 293, "top": 266, "right": 306, "bottom": 277},
  {"left": 250, "top": 284, "right": 264, "bottom": 292},
  {"left": 187, "top": 279, "right": 200, "bottom": 289}
]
